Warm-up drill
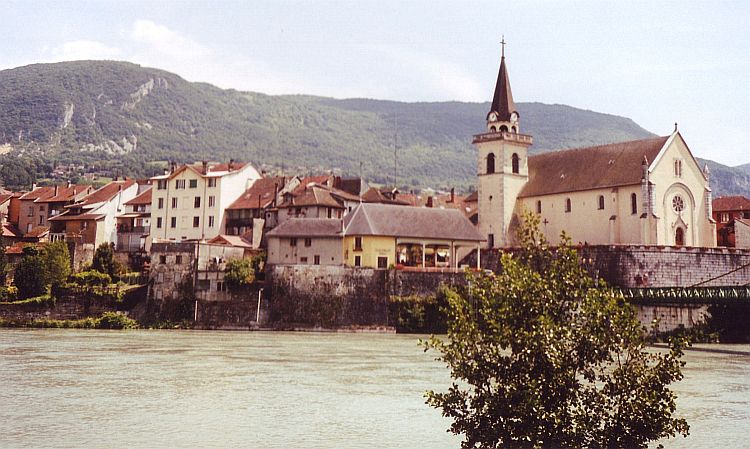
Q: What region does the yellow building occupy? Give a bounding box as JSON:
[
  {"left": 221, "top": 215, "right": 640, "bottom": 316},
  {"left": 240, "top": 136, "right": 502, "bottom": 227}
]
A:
[
  {"left": 342, "top": 203, "right": 483, "bottom": 269},
  {"left": 477, "top": 47, "right": 716, "bottom": 248}
]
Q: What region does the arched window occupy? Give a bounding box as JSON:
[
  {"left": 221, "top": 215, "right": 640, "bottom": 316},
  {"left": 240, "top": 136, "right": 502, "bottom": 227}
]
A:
[
  {"left": 499, "top": 125, "right": 508, "bottom": 133},
  {"left": 536, "top": 200, "right": 542, "bottom": 214},
  {"left": 565, "top": 198, "right": 572, "bottom": 213},
  {"left": 598, "top": 195, "right": 605, "bottom": 210},
  {"left": 675, "top": 227, "right": 684, "bottom": 246},
  {"left": 511, "top": 126, "right": 517, "bottom": 133},
  {"left": 490, "top": 126, "right": 496, "bottom": 132},
  {"left": 486, "top": 153, "right": 495, "bottom": 174},
  {"left": 511, "top": 153, "right": 520, "bottom": 174},
  {"left": 631, "top": 193, "right": 638, "bottom": 215}
]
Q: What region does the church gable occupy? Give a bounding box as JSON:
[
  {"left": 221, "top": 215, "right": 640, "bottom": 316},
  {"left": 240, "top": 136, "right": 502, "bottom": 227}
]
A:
[{"left": 519, "top": 136, "right": 669, "bottom": 198}]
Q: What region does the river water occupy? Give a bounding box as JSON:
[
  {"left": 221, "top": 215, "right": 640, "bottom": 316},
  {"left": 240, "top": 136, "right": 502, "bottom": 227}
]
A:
[{"left": 0, "top": 330, "right": 747, "bottom": 449}]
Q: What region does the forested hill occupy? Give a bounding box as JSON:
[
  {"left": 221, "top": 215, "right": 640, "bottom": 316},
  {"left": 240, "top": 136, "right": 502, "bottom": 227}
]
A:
[{"left": 0, "top": 60, "right": 746, "bottom": 197}]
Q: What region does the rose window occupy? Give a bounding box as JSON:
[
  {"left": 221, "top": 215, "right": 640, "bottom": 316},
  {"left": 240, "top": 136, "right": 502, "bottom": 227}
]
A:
[{"left": 672, "top": 195, "right": 685, "bottom": 213}]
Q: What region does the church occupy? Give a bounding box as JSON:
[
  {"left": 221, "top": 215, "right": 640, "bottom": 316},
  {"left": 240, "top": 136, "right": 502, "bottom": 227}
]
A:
[{"left": 475, "top": 47, "right": 716, "bottom": 248}]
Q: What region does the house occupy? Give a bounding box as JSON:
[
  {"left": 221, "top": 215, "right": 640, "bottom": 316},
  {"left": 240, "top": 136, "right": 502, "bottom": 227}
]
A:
[
  {"left": 224, "top": 176, "right": 287, "bottom": 238},
  {"left": 266, "top": 218, "right": 343, "bottom": 266},
  {"left": 712, "top": 196, "right": 750, "bottom": 247},
  {"left": 149, "top": 160, "right": 262, "bottom": 243},
  {"left": 277, "top": 183, "right": 360, "bottom": 224},
  {"left": 342, "top": 203, "right": 483, "bottom": 269},
  {"left": 735, "top": 218, "right": 750, "bottom": 249},
  {"left": 116, "top": 185, "right": 153, "bottom": 254},
  {"left": 475, "top": 48, "right": 715, "bottom": 248},
  {"left": 17, "top": 183, "right": 94, "bottom": 235},
  {"left": 48, "top": 179, "right": 138, "bottom": 248}
]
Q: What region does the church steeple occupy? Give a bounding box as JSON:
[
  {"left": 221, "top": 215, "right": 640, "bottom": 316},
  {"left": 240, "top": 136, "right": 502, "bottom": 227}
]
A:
[{"left": 486, "top": 38, "right": 519, "bottom": 133}]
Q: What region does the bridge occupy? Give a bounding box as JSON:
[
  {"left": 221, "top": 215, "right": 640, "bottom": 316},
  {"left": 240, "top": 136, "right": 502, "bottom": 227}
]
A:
[{"left": 619, "top": 286, "right": 750, "bottom": 305}]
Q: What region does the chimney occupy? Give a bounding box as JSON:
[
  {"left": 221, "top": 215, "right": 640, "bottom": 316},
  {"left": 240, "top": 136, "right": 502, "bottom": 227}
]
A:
[
  {"left": 54, "top": 185, "right": 59, "bottom": 196},
  {"left": 32, "top": 183, "right": 37, "bottom": 191},
  {"left": 229, "top": 159, "right": 235, "bottom": 171},
  {"left": 202, "top": 160, "right": 208, "bottom": 174},
  {"left": 450, "top": 187, "right": 455, "bottom": 203},
  {"left": 67, "top": 180, "right": 72, "bottom": 188},
  {"left": 170, "top": 161, "right": 176, "bottom": 173},
  {"left": 427, "top": 196, "right": 434, "bottom": 208},
  {"left": 114, "top": 176, "right": 119, "bottom": 182}
]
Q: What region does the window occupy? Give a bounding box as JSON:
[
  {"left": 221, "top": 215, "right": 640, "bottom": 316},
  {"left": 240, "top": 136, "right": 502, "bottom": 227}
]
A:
[
  {"left": 194, "top": 197, "right": 201, "bottom": 208},
  {"left": 175, "top": 255, "right": 183, "bottom": 264},
  {"left": 488, "top": 234, "right": 494, "bottom": 248},
  {"left": 486, "top": 153, "right": 495, "bottom": 174},
  {"left": 189, "top": 179, "right": 198, "bottom": 189},
  {"left": 327, "top": 208, "right": 332, "bottom": 218},
  {"left": 377, "top": 256, "right": 388, "bottom": 269},
  {"left": 171, "top": 198, "right": 178, "bottom": 209},
  {"left": 744, "top": 212, "right": 750, "bottom": 220},
  {"left": 27, "top": 207, "right": 33, "bottom": 217},
  {"left": 565, "top": 198, "right": 572, "bottom": 213},
  {"left": 156, "top": 217, "right": 163, "bottom": 228},
  {"left": 38, "top": 215, "right": 43, "bottom": 225},
  {"left": 193, "top": 216, "right": 199, "bottom": 227},
  {"left": 290, "top": 238, "right": 297, "bottom": 247},
  {"left": 208, "top": 196, "right": 215, "bottom": 207},
  {"left": 39, "top": 205, "right": 45, "bottom": 212},
  {"left": 159, "top": 255, "right": 166, "bottom": 264},
  {"left": 314, "top": 255, "right": 321, "bottom": 265},
  {"left": 157, "top": 180, "right": 167, "bottom": 190},
  {"left": 217, "top": 281, "right": 226, "bottom": 292},
  {"left": 82, "top": 221, "right": 88, "bottom": 230},
  {"left": 354, "top": 237, "right": 363, "bottom": 251},
  {"left": 304, "top": 238, "right": 312, "bottom": 247},
  {"left": 158, "top": 198, "right": 164, "bottom": 209},
  {"left": 536, "top": 200, "right": 542, "bottom": 214},
  {"left": 175, "top": 179, "right": 186, "bottom": 189},
  {"left": 672, "top": 195, "right": 685, "bottom": 213},
  {"left": 300, "top": 257, "right": 308, "bottom": 263},
  {"left": 598, "top": 195, "right": 605, "bottom": 210},
  {"left": 208, "top": 216, "right": 215, "bottom": 227},
  {"left": 511, "top": 153, "right": 520, "bottom": 174},
  {"left": 354, "top": 255, "right": 361, "bottom": 267},
  {"left": 208, "top": 178, "right": 217, "bottom": 187},
  {"left": 721, "top": 213, "right": 730, "bottom": 223},
  {"left": 170, "top": 217, "right": 177, "bottom": 228},
  {"left": 499, "top": 125, "right": 508, "bottom": 133},
  {"left": 631, "top": 193, "right": 638, "bottom": 215},
  {"left": 674, "top": 160, "right": 683, "bottom": 177}
]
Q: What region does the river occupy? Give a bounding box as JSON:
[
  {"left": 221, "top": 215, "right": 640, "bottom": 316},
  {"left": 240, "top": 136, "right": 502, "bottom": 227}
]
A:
[{"left": 0, "top": 330, "right": 747, "bottom": 448}]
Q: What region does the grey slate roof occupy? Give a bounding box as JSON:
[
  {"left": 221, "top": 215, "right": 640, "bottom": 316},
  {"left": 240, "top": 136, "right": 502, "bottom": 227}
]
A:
[
  {"left": 266, "top": 218, "right": 343, "bottom": 238},
  {"left": 343, "top": 203, "right": 483, "bottom": 242}
]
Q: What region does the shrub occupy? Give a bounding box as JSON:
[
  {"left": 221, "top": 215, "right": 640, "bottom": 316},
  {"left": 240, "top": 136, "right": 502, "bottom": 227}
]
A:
[
  {"left": 14, "top": 247, "right": 48, "bottom": 299},
  {"left": 224, "top": 258, "right": 254, "bottom": 292},
  {"left": 70, "top": 270, "right": 112, "bottom": 287},
  {"left": 97, "top": 312, "right": 138, "bottom": 329}
]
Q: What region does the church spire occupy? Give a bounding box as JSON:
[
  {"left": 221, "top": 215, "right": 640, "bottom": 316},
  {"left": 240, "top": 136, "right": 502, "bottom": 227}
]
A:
[{"left": 488, "top": 37, "right": 517, "bottom": 122}]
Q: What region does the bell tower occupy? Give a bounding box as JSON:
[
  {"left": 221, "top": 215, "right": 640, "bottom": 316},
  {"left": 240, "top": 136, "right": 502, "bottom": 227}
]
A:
[{"left": 475, "top": 39, "right": 533, "bottom": 248}]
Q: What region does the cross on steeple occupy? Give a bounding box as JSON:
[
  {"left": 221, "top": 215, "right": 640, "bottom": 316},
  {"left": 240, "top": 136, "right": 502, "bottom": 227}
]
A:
[{"left": 500, "top": 36, "right": 506, "bottom": 58}]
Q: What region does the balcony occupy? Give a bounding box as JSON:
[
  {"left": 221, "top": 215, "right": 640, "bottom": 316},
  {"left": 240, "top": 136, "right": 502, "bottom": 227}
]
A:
[
  {"left": 472, "top": 131, "right": 533, "bottom": 145},
  {"left": 117, "top": 225, "right": 150, "bottom": 234}
]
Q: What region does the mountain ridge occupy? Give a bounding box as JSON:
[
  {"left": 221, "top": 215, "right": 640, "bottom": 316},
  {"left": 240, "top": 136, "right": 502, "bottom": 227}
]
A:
[{"left": 0, "top": 60, "right": 746, "bottom": 198}]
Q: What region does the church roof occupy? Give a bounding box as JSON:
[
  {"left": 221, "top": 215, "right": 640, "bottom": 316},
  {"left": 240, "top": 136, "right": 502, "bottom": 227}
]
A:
[
  {"left": 489, "top": 55, "right": 516, "bottom": 121},
  {"left": 519, "top": 135, "right": 669, "bottom": 198}
]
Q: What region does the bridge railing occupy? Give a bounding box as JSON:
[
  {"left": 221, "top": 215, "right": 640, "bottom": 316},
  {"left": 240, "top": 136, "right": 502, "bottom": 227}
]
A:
[{"left": 618, "top": 286, "right": 750, "bottom": 304}]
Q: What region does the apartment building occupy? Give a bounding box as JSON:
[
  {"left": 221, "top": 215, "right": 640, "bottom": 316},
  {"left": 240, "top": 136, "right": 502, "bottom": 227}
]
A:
[
  {"left": 17, "top": 184, "right": 94, "bottom": 235},
  {"left": 149, "top": 161, "right": 261, "bottom": 243}
]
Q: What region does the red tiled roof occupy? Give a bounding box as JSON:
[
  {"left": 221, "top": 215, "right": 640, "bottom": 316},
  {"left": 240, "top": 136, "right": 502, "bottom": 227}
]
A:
[
  {"left": 19, "top": 186, "right": 55, "bottom": 201},
  {"left": 227, "top": 177, "right": 286, "bottom": 210},
  {"left": 266, "top": 218, "right": 343, "bottom": 238},
  {"left": 279, "top": 186, "right": 344, "bottom": 209},
  {"left": 207, "top": 234, "right": 253, "bottom": 248},
  {"left": 0, "top": 193, "right": 14, "bottom": 205},
  {"left": 38, "top": 184, "right": 95, "bottom": 203},
  {"left": 25, "top": 226, "right": 49, "bottom": 238},
  {"left": 519, "top": 136, "right": 669, "bottom": 198},
  {"left": 75, "top": 180, "right": 136, "bottom": 206},
  {"left": 713, "top": 196, "right": 750, "bottom": 212},
  {"left": 48, "top": 213, "right": 105, "bottom": 222},
  {"left": 2, "top": 223, "right": 21, "bottom": 238},
  {"left": 293, "top": 175, "right": 333, "bottom": 194},
  {"left": 124, "top": 186, "right": 152, "bottom": 206}
]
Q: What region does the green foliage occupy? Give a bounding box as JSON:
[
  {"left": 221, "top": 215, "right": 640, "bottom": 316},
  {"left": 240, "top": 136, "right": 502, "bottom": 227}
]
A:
[
  {"left": 1, "top": 293, "right": 54, "bottom": 307},
  {"left": 91, "top": 243, "right": 119, "bottom": 278},
  {"left": 0, "top": 247, "right": 7, "bottom": 285},
  {"left": 224, "top": 258, "right": 255, "bottom": 292},
  {"left": 14, "top": 247, "right": 48, "bottom": 299},
  {"left": 424, "top": 211, "right": 689, "bottom": 448},
  {"left": 70, "top": 270, "right": 112, "bottom": 287},
  {"left": 388, "top": 289, "right": 449, "bottom": 333},
  {"left": 0, "top": 286, "right": 17, "bottom": 302},
  {"left": 97, "top": 312, "right": 139, "bottom": 329},
  {"left": 42, "top": 241, "right": 71, "bottom": 287}
]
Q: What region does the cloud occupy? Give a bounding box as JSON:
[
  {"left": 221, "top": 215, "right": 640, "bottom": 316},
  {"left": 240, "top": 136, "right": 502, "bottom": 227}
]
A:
[
  {"left": 50, "top": 40, "right": 122, "bottom": 61},
  {"left": 130, "top": 19, "right": 210, "bottom": 59}
]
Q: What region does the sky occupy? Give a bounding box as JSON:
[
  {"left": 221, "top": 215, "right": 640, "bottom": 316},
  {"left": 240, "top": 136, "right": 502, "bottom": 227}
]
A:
[{"left": 1, "top": 0, "right": 748, "bottom": 166}]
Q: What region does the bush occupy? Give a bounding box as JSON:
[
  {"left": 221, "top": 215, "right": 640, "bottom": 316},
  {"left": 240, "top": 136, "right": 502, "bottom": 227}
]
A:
[
  {"left": 42, "top": 241, "right": 71, "bottom": 287},
  {"left": 0, "top": 286, "right": 18, "bottom": 302},
  {"left": 14, "top": 247, "right": 48, "bottom": 299},
  {"left": 97, "top": 312, "right": 138, "bottom": 329},
  {"left": 224, "top": 258, "right": 254, "bottom": 292},
  {"left": 70, "top": 270, "right": 112, "bottom": 287},
  {"left": 388, "top": 289, "right": 448, "bottom": 333}
]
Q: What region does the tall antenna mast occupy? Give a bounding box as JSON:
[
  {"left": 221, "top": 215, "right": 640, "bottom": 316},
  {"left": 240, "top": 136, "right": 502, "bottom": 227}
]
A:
[{"left": 393, "top": 112, "right": 398, "bottom": 188}]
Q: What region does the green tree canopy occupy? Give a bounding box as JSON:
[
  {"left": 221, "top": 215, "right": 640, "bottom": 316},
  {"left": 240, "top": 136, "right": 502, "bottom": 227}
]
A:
[
  {"left": 224, "top": 258, "right": 255, "bottom": 292},
  {"left": 42, "top": 240, "right": 71, "bottom": 287},
  {"left": 91, "top": 243, "right": 118, "bottom": 278},
  {"left": 14, "top": 246, "right": 48, "bottom": 299},
  {"left": 425, "top": 212, "right": 689, "bottom": 448}
]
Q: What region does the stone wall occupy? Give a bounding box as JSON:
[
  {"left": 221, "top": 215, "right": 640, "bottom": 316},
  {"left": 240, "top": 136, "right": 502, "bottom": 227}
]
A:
[
  {"left": 465, "top": 245, "right": 750, "bottom": 288},
  {"left": 634, "top": 304, "right": 710, "bottom": 334},
  {"left": 0, "top": 295, "right": 120, "bottom": 322},
  {"left": 268, "top": 265, "right": 465, "bottom": 328},
  {"left": 68, "top": 241, "right": 96, "bottom": 271}
]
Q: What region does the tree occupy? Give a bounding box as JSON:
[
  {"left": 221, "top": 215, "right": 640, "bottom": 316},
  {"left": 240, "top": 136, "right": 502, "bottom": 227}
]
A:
[
  {"left": 91, "top": 243, "right": 118, "bottom": 278},
  {"left": 14, "top": 246, "right": 48, "bottom": 299},
  {"left": 424, "top": 212, "right": 689, "bottom": 449},
  {"left": 224, "top": 258, "right": 254, "bottom": 292},
  {"left": 42, "top": 241, "right": 71, "bottom": 287}
]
